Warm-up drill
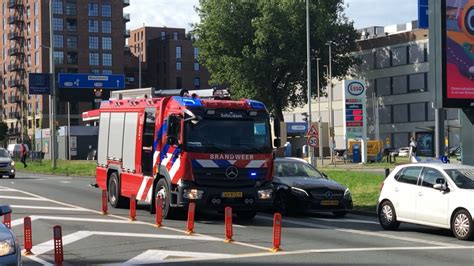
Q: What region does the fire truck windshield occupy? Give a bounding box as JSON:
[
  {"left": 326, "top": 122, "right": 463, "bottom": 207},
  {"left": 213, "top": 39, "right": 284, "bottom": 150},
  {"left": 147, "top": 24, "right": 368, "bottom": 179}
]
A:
[{"left": 185, "top": 119, "right": 272, "bottom": 153}]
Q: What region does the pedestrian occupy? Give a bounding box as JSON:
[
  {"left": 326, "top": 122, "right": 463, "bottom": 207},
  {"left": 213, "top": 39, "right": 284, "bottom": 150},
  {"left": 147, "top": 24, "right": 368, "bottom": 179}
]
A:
[
  {"left": 284, "top": 141, "right": 292, "bottom": 157},
  {"left": 20, "top": 142, "right": 28, "bottom": 168},
  {"left": 409, "top": 137, "right": 417, "bottom": 162}
]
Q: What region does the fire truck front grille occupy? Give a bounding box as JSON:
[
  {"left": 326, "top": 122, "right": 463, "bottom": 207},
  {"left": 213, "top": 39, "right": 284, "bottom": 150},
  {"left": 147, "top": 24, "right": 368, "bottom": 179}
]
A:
[{"left": 193, "top": 168, "right": 266, "bottom": 188}]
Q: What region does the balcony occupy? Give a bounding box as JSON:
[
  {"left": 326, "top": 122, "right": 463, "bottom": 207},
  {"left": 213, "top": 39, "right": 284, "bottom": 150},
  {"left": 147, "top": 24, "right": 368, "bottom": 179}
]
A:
[
  {"left": 8, "top": 64, "right": 25, "bottom": 72},
  {"left": 123, "top": 0, "right": 130, "bottom": 7},
  {"left": 124, "top": 29, "right": 130, "bottom": 37},
  {"left": 8, "top": 32, "right": 24, "bottom": 40},
  {"left": 8, "top": 80, "right": 24, "bottom": 88},
  {"left": 7, "top": 16, "right": 23, "bottom": 25},
  {"left": 123, "top": 13, "right": 130, "bottom": 22},
  {"left": 7, "top": 0, "right": 23, "bottom": 9},
  {"left": 8, "top": 48, "right": 24, "bottom": 56}
]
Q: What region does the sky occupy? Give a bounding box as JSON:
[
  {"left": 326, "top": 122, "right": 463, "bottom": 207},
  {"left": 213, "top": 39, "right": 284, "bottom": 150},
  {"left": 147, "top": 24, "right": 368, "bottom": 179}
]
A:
[{"left": 127, "top": 0, "right": 418, "bottom": 32}]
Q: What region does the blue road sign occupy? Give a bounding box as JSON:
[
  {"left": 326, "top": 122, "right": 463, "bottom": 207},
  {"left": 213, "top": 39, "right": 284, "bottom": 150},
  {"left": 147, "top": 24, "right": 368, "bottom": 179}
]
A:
[
  {"left": 418, "top": 0, "right": 429, "bottom": 29},
  {"left": 29, "top": 73, "right": 51, "bottom": 95},
  {"left": 58, "top": 73, "right": 125, "bottom": 89}
]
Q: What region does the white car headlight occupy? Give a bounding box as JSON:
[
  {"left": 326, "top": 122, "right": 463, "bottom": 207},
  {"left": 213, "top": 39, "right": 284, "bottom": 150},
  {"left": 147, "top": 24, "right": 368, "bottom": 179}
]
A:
[
  {"left": 0, "top": 238, "right": 15, "bottom": 257},
  {"left": 344, "top": 188, "right": 352, "bottom": 199},
  {"left": 291, "top": 187, "right": 309, "bottom": 197},
  {"left": 10, "top": 161, "right": 15, "bottom": 166}
]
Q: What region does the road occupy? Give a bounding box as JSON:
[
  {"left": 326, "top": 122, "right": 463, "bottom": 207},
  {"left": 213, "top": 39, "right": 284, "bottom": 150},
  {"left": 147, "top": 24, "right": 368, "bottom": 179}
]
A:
[{"left": 0, "top": 172, "right": 473, "bottom": 265}]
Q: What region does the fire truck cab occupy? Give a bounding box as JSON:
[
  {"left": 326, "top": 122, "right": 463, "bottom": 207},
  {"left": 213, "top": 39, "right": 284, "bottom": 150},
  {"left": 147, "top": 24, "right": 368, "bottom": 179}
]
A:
[{"left": 83, "top": 89, "right": 280, "bottom": 219}]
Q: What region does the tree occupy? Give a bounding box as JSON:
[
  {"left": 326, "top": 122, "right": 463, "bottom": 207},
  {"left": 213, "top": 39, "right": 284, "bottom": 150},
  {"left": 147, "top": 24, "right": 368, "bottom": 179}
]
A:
[
  {"left": 193, "top": 0, "right": 359, "bottom": 121},
  {"left": 0, "top": 121, "right": 8, "bottom": 146}
]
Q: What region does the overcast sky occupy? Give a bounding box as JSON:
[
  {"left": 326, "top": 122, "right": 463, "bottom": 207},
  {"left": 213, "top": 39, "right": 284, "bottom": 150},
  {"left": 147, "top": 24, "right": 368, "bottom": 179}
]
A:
[{"left": 127, "top": 0, "right": 418, "bottom": 32}]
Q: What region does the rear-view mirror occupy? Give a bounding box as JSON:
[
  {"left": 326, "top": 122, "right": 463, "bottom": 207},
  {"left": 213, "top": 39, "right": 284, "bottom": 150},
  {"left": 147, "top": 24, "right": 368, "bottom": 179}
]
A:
[
  {"left": 0, "top": 205, "right": 12, "bottom": 216},
  {"left": 273, "top": 139, "right": 281, "bottom": 148},
  {"left": 433, "top": 183, "right": 447, "bottom": 191}
]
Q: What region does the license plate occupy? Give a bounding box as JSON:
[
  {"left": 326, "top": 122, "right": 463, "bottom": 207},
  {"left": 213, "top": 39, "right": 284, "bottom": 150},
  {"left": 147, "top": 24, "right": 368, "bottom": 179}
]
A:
[
  {"left": 321, "top": 200, "right": 339, "bottom": 206},
  {"left": 222, "top": 192, "right": 243, "bottom": 198}
]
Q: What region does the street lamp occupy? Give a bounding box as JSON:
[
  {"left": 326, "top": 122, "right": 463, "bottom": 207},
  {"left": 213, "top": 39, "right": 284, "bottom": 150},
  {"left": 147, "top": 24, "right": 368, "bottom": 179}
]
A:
[
  {"left": 46, "top": 0, "right": 57, "bottom": 168},
  {"left": 326, "top": 41, "right": 334, "bottom": 164},
  {"left": 316, "top": 57, "right": 323, "bottom": 165},
  {"left": 130, "top": 45, "right": 142, "bottom": 88},
  {"left": 306, "top": 0, "right": 315, "bottom": 166}
]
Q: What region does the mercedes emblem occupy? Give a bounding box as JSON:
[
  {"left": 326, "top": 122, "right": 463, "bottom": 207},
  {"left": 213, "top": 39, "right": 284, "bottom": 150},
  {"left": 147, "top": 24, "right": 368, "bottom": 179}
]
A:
[
  {"left": 325, "top": 191, "right": 333, "bottom": 199},
  {"left": 225, "top": 166, "right": 239, "bottom": 180}
]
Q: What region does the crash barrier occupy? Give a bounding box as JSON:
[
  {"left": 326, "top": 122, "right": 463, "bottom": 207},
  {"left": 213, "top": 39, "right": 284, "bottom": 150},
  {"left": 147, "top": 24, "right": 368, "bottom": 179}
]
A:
[
  {"left": 155, "top": 196, "right": 163, "bottom": 227},
  {"left": 129, "top": 194, "right": 136, "bottom": 221},
  {"left": 23, "top": 217, "right": 33, "bottom": 255},
  {"left": 224, "top": 207, "right": 233, "bottom": 243},
  {"left": 101, "top": 190, "right": 108, "bottom": 215},
  {"left": 186, "top": 202, "right": 196, "bottom": 234},
  {"left": 53, "top": 225, "right": 64, "bottom": 266},
  {"left": 271, "top": 213, "right": 282, "bottom": 252},
  {"left": 3, "top": 212, "right": 11, "bottom": 229}
]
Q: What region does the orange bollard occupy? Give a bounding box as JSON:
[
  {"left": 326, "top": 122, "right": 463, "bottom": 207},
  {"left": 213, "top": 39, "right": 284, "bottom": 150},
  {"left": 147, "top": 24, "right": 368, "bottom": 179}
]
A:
[
  {"left": 101, "top": 190, "right": 108, "bottom": 215},
  {"left": 23, "top": 217, "right": 33, "bottom": 255},
  {"left": 155, "top": 196, "right": 163, "bottom": 227},
  {"left": 53, "top": 225, "right": 64, "bottom": 266},
  {"left": 129, "top": 194, "right": 136, "bottom": 221},
  {"left": 271, "top": 213, "right": 282, "bottom": 252},
  {"left": 3, "top": 213, "right": 11, "bottom": 229},
  {"left": 186, "top": 202, "right": 196, "bottom": 234},
  {"left": 224, "top": 207, "right": 233, "bottom": 243}
]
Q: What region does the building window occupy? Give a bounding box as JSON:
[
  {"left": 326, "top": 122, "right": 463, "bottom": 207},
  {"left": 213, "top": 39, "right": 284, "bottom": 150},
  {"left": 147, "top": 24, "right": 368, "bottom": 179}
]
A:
[
  {"left": 392, "top": 75, "right": 408, "bottom": 95},
  {"left": 53, "top": 18, "right": 63, "bottom": 31},
  {"left": 409, "top": 102, "right": 427, "bottom": 122},
  {"left": 89, "top": 53, "right": 99, "bottom": 66},
  {"left": 103, "top": 69, "right": 112, "bottom": 75},
  {"left": 35, "top": 19, "right": 39, "bottom": 32},
  {"left": 27, "top": 6, "right": 30, "bottom": 18},
  {"left": 34, "top": 0, "right": 38, "bottom": 15},
  {"left": 88, "top": 20, "right": 99, "bottom": 33},
  {"left": 91, "top": 69, "right": 100, "bottom": 74},
  {"left": 102, "top": 20, "right": 111, "bottom": 34},
  {"left": 194, "top": 47, "right": 199, "bottom": 59},
  {"left": 35, "top": 52, "right": 39, "bottom": 66},
  {"left": 161, "top": 32, "right": 165, "bottom": 40},
  {"left": 52, "top": 0, "right": 63, "bottom": 14},
  {"left": 53, "top": 35, "right": 63, "bottom": 48},
  {"left": 66, "top": 52, "right": 78, "bottom": 65},
  {"left": 375, "top": 49, "right": 390, "bottom": 69},
  {"left": 67, "top": 19, "right": 77, "bottom": 32},
  {"left": 89, "top": 36, "right": 99, "bottom": 49},
  {"left": 66, "top": 36, "right": 77, "bottom": 49},
  {"left": 173, "top": 32, "right": 178, "bottom": 40},
  {"left": 88, "top": 3, "right": 99, "bottom": 16},
  {"left": 102, "top": 4, "right": 112, "bottom": 17},
  {"left": 375, "top": 77, "right": 391, "bottom": 96},
  {"left": 66, "top": 3, "right": 77, "bottom": 16},
  {"left": 194, "top": 62, "right": 199, "bottom": 71},
  {"left": 409, "top": 43, "right": 427, "bottom": 64},
  {"left": 176, "top": 46, "right": 182, "bottom": 59},
  {"left": 392, "top": 104, "right": 408, "bottom": 123},
  {"left": 176, "top": 62, "right": 182, "bottom": 70},
  {"left": 193, "top": 77, "right": 200, "bottom": 89},
  {"left": 176, "top": 77, "right": 182, "bottom": 89},
  {"left": 409, "top": 73, "right": 427, "bottom": 92},
  {"left": 53, "top": 51, "right": 64, "bottom": 64},
  {"left": 391, "top": 46, "right": 408, "bottom": 66},
  {"left": 102, "top": 53, "right": 112, "bottom": 66},
  {"left": 102, "top": 37, "right": 112, "bottom": 50},
  {"left": 35, "top": 35, "right": 39, "bottom": 49},
  {"left": 380, "top": 105, "right": 392, "bottom": 124}
]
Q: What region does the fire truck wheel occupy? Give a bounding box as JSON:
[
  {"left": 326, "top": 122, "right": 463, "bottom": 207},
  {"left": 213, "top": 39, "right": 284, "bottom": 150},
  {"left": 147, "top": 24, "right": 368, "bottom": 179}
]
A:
[
  {"left": 156, "top": 178, "right": 173, "bottom": 218},
  {"left": 108, "top": 172, "right": 129, "bottom": 208},
  {"left": 236, "top": 210, "right": 257, "bottom": 220}
]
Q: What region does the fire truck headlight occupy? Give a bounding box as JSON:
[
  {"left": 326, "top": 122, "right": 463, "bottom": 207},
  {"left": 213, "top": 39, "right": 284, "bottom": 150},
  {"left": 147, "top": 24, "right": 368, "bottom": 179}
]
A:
[
  {"left": 183, "top": 189, "right": 203, "bottom": 200},
  {"left": 258, "top": 189, "right": 273, "bottom": 200}
]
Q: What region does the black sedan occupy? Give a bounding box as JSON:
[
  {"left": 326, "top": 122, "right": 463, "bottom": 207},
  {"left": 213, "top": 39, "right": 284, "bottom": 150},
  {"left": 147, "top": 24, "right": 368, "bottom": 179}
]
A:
[{"left": 273, "top": 158, "right": 353, "bottom": 217}]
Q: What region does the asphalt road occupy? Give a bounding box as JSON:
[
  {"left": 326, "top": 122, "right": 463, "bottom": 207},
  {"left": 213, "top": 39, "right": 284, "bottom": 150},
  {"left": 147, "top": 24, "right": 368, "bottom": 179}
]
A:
[{"left": 0, "top": 172, "right": 473, "bottom": 265}]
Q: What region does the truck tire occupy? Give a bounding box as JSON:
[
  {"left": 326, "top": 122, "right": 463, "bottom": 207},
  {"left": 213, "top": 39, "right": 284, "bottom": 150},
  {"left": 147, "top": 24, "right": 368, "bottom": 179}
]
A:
[
  {"left": 108, "top": 172, "right": 128, "bottom": 208},
  {"left": 155, "top": 178, "right": 177, "bottom": 219},
  {"left": 8, "top": 174, "right": 15, "bottom": 179}
]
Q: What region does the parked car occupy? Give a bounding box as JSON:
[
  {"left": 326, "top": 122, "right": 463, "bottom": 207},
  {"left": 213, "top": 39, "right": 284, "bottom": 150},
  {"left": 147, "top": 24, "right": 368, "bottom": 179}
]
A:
[
  {"left": 273, "top": 157, "right": 353, "bottom": 217},
  {"left": 0, "top": 148, "right": 15, "bottom": 178},
  {"left": 0, "top": 205, "right": 21, "bottom": 266},
  {"left": 378, "top": 163, "right": 474, "bottom": 240},
  {"left": 398, "top": 147, "right": 410, "bottom": 157}
]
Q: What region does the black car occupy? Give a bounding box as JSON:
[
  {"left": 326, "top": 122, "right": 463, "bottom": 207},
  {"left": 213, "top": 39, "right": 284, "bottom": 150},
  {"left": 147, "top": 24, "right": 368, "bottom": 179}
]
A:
[{"left": 273, "top": 158, "right": 353, "bottom": 217}]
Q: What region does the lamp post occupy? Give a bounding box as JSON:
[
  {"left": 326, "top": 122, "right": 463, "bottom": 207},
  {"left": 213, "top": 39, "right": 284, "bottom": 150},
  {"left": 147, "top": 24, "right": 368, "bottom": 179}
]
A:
[
  {"left": 130, "top": 45, "right": 142, "bottom": 88},
  {"left": 48, "top": 0, "right": 57, "bottom": 168},
  {"left": 306, "top": 0, "right": 314, "bottom": 166},
  {"left": 316, "top": 57, "right": 323, "bottom": 165},
  {"left": 326, "top": 41, "right": 334, "bottom": 164}
]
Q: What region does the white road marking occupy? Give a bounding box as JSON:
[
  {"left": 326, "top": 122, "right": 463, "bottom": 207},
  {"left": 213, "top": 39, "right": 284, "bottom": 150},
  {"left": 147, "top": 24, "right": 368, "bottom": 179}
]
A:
[
  {"left": 23, "top": 254, "right": 54, "bottom": 266},
  {"left": 0, "top": 188, "right": 15, "bottom": 191},
  {"left": 11, "top": 215, "right": 151, "bottom": 227},
  {"left": 257, "top": 215, "right": 463, "bottom": 248},
  {"left": 0, "top": 195, "right": 48, "bottom": 201},
  {"left": 60, "top": 181, "right": 71, "bottom": 184},
  {"left": 125, "top": 249, "right": 234, "bottom": 264},
  {"left": 10, "top": 205, "right": 87, "bottom": 211}
]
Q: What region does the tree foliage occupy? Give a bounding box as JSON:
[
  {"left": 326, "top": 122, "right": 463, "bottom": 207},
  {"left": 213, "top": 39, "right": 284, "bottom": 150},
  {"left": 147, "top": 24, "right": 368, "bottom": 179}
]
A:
[{"left": 193, "top": 0, "right": 359, "bottom": 120}]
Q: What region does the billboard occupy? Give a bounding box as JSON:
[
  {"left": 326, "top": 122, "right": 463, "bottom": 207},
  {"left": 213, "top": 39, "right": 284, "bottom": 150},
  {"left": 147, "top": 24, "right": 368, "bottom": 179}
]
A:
[
  {"left": 443, "top": 0, "right": 474, "bottom": 107},
  {"left": 342, "top": 80, "right": 367, "bottom": 139}
]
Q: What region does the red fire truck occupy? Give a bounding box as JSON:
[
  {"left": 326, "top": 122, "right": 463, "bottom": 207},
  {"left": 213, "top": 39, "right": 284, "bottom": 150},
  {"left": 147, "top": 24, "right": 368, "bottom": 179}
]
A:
[{"left": 83, "top": 89, "right": 280, "bottom": 219}]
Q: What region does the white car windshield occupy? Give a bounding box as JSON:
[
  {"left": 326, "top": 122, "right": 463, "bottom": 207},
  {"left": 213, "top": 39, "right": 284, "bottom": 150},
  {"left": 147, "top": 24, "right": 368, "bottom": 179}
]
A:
[
  {"left": 275, "top": 162, "right": 325, "bottom": 178},
  {"left": 0, "top": 149, "right": 9, "bottom": 158},
  {"left": 444, "top": 169, "right": 474, "bottom": 189}
]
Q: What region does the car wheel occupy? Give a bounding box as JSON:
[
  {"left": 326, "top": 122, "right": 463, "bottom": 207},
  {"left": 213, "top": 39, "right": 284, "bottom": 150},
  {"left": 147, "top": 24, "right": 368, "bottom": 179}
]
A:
[
  {"left": 451, "top": 209, "right": 473, "bottom": 240},
  {"left": 236, "top": 210, "right": 257, "bottom": 220},
  {"left": 378, "top": 201, "right": 400, "bottom": 230},
  {"left": 8, "top": 174, "right": 15, "bottom": 179},
  {"left": 333, "top": 211, "right": 347, "bottom": 218},
  {"left": 155, "top": 178, "right": 178, "bottom": 219},
  {"left": 108, "top": 172, "right": 128, "bottom": 208}
]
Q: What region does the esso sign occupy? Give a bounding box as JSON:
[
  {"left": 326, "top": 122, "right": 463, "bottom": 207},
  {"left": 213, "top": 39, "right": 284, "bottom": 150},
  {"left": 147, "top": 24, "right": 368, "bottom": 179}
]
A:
[{"left": 347, "top": 82, "right": 365, "bottom": 96}]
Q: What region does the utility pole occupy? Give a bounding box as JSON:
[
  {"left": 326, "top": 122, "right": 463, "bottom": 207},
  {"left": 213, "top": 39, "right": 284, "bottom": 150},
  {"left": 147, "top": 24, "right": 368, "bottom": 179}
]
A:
[
  {"left": 306, "top": 0, "right": 314, "bottom": 166},
  {"left": 316, "top": 57, "right": 323, "bottom": 165},
  {"left": 327, "top": 41, "right": 334, "bottom": 164},
  {"left": 49, "top": 0, "right": 57, "bottom": 168}
]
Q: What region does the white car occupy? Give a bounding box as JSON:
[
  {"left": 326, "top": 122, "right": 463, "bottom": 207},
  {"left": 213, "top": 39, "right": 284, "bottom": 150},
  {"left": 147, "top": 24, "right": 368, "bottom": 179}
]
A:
[
  {"left": 378, "top": 163, "right": 474, "bottom": 240},
  {"left": 397, "top": 147, "right": 410, "bottom": 157}
]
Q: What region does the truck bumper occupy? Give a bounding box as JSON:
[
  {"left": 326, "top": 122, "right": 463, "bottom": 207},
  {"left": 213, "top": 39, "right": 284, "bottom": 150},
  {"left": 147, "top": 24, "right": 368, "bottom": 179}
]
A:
[{"left": 176, "top": 181, "right": 273, "bottom": 211}]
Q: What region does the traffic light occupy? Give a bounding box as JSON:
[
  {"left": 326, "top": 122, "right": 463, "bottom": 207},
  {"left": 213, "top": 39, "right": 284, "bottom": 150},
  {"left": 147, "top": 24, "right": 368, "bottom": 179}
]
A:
[{"left": 301, "top": 112, "right": 308, "bottom": 122}]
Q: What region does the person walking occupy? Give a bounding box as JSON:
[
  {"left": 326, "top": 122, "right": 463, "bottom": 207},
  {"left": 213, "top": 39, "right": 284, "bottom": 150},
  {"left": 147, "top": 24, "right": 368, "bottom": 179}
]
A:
[
  {"left": 409, "top": 137, "right": 417, "bottom": 163},
  {"left": 20, "top": 142, "right": 27, "bottom": 168}
]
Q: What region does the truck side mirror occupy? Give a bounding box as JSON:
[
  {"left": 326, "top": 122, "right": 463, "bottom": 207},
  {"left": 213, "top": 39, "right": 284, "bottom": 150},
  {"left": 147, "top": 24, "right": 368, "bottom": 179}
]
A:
[
  {"left": 273, "top": 118, "right": 281, "bottom": 148},
  {"left": 273, "top": 139, "right": 281, "bottom": 148}
]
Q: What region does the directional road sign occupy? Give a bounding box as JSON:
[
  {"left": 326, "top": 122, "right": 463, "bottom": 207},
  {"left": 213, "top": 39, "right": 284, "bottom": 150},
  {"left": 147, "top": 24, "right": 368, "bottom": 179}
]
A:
[
  {"left": 308, "top": 136, "right": 319, "bottom": 148},
  {"left": 29, "top": 73, "right": 51, "bottom": 95},
  {"left": 58, "top": 73, "right": 125, "bottom": 89}
]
